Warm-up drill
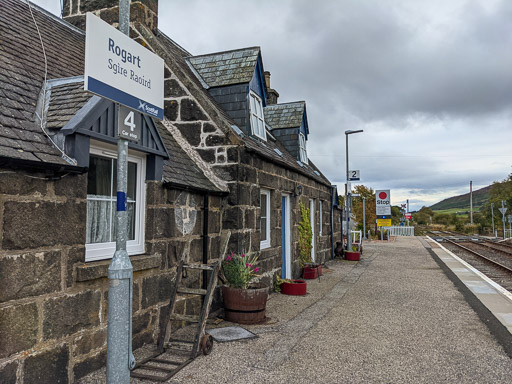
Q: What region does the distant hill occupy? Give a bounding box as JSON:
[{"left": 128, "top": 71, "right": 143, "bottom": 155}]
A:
[{"left": 430, "top": 185, "right": 491, "bottom": 211}]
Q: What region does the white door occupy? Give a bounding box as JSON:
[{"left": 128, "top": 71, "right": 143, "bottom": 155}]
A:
[{"left": 281, "top": 195, "right": 291, "bottom": 278}]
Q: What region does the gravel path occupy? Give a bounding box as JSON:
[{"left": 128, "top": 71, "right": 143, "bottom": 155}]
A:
[{"left": 81, "top": 237, "right": 512, "bottom": 383}]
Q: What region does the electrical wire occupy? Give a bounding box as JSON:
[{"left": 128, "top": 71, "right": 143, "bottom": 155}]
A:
[{"left": 26, "top": 0, "right": 78, "bottom": 166}]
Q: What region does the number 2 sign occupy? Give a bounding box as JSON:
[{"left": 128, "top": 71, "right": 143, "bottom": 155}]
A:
[{"left": 349, "top": 170, "right": 360, "bottom": 181}]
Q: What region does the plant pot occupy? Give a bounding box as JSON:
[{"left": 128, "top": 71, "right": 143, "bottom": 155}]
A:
[
  {"left": 222, "top": 285, "right": 268, "bottom": 324},
  {"left": 302, "top": 266, "right": 319, "bottom": 279},
  {"left": 345, "top": 251, "right": 361, "bottom": 261},
  {"left": 281, "top": 280, "right": 307, "bottom": 295}
]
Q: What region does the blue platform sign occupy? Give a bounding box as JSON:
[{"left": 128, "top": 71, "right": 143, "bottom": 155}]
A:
[{"left": 84, "top": 13, "right": 164, "bottom": 119}]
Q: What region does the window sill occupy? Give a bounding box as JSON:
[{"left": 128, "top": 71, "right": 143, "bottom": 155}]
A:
[{"left": 76, "top": 254, "right": 161, "bottom": 282}]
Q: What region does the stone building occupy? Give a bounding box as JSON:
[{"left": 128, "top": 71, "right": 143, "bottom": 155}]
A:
[{"left": 0, "top": 0, "right": 339, "bottom": 382}]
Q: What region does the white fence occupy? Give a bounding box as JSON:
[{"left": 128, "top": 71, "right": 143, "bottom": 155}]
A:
[{"left": 383, "top": 226, "right": 415, "bottom": 236}]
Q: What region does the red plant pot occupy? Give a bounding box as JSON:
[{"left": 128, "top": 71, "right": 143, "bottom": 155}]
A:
[
  {"left": 281, "top": 280, "right": 307, "bottom": 295},
  {"left": 302, "top": 266, "right": 319, "bottom": 279},
  {"left": 345, "top": 251, "right": 361, "bottom": 261}
]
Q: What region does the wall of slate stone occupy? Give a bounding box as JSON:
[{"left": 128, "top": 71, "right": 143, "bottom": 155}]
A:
[{"left": 0, "top": 169, "right": 224, "bottom": 383}]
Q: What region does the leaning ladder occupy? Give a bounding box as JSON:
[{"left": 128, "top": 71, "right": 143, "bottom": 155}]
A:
[{"left": 130, "top": 253, "right": 222, "bottom": 382}]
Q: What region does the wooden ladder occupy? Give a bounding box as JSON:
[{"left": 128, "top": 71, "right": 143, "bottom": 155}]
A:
[{"left": 130, "top": 254, "right": 222, "bottom": 381}]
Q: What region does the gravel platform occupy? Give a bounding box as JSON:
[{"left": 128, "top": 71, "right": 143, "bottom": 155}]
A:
[{"left": 79, "top": 237, "right": 511, "bottom": 383}]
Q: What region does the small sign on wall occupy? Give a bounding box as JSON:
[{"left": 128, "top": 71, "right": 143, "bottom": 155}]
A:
[{"left": 118, "top": 106, "right": 141, "bottom": 142}]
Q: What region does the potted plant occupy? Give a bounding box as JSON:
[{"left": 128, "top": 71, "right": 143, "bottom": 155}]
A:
[
  {"left": 298, "top": 202, "right": 321, "bottom": 279},
  {"left": 221, "top": 252, "right": 268, "bottom": 324},
  {"left": 345, "top": 245, "right": 361, "bottom": 261},
  {"left": 275, "top": 274, "right": 307, "bottom": 296}
]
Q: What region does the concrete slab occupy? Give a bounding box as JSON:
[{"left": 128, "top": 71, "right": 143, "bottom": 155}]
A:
[
  {"left": 427, "top": 237, "right": 512, "bottom": 336},
  {"left": 78, "top": 237, "right": 512, "bottom": 383},
  {"left": 206, "top": 326, "right": 257, "bottom": 343}
]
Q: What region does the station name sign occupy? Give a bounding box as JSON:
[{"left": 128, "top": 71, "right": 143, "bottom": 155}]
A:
[{"left": 84, "top": 12, "right": 164, "bottom": 119}]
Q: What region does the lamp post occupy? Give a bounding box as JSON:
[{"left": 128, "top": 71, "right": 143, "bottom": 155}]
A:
[
  {"left": 345, "top": 129, "right": 363, "bottom": 252},
  {"left": 362, "top": 196, "right": 366, "bottom": 239}
]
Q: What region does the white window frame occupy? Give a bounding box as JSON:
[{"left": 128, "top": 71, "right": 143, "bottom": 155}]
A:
[
  {"left": 299, "top": 132, "right": 308, "bottom": 164},
  {"left": 260, "top": 189, "right": 271, "bottom": 249},
  {"left": 319, "top": 200, "right": 323, "bottom": 236},
  {"left": 85, "top": 143, "right": 146, "bottom": 262},
  {"left": 249, "top": 91, "right": 266, "bottom": 140}
]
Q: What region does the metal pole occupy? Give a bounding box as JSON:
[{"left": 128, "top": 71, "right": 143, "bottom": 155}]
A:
[
  {"left": 362, "top": 197, "right": 366, "bottom": 239},
  {"left": 502, "top": 200, "right": 506, "bottom": 240},
  {"left": 406, "top": 199, "right": 409, "bottom": 226},
  {"left": 345, "top": 134, "right": 351, "bottom": 252},
  {"left": 107, "top": 1, "right": 135, "bottom": 382},
  {"left": 491, "top": 202, "right": 495, "bottom": 236},
  {"left": 470, "top": 181, "right": 473, "bottom": 225}
]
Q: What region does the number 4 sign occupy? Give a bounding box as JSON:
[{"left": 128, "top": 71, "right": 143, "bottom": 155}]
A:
[{"left": 118, "top": 105, "right": 141, "bottom": 142}]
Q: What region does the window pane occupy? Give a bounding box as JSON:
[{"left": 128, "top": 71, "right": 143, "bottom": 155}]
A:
[
  {"left": 260, "top": 193, "right": 267, "bottom": 241},
  {"left": 258, "top": 119, "right": 265, "bottom": 136},
  {"left": 251, "top": 115, "right": 258, "bottom": 134},
  {"left": 260, "top": 217, "right": 267, "bottom": 241},
  {"left": 260, "top": 193, "right": 267, "bottom": 216},
  {"left": 127, "top": 162, "right": 137, "bottom": 200},
  {"left": 86, "top": 199, "right": 112, "bottom": 243},
  {"left": 250, "top": 94, "right": 257, "bottom": 114},
  {"left": 256, "top": 97, "right": 263, "bottom": 117},
  {"left": 87, "top": 156, "right": 112, "bottom": 197}
]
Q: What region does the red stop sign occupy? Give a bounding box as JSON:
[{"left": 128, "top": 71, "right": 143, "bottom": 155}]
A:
[{"left": 379, "top": 192, "right": 387, "bottom": 199}]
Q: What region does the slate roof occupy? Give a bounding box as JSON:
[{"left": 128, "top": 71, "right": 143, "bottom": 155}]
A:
[
  {"left": 0, "top": 0, "right": 84, "bottom": 167},
  {"left": 158, "top": 123, "right": 220, "bottom": 192},
  {"left": 0, "top": 0, "right": 223, "bottom": 192},
  {"left": 46, "top": 78, "right": 91, "bottom": 130},
  {"left": 243, "top": 133, "right": 330, "bottom": 186},
  {"left": 149, "top": 34, "right": 330, "bottom": 186},
  {"left": 264, "top": 102, "right": 306, "bottom": 130},
  {"left": 186, "top": 47, "right": 260, "bottom": 88}
]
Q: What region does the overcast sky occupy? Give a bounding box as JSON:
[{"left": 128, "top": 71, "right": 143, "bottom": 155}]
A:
[{"left": 33, "top": 0, "right": 512, "bottom": 210}]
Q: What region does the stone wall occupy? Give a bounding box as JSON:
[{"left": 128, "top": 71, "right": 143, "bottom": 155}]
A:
[
  {"left": 0, "top": 169, "right": 224, "bottom": 383},
  {"left": 62, "top": 0, "right": 159, "bottom": 33},
  {"left": 225, "top": 149, "right": 335, "bottom": 286}
]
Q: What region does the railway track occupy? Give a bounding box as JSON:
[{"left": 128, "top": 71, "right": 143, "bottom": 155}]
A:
[{"left": 428, "top": 231, "right": 512, "bottom": 293}]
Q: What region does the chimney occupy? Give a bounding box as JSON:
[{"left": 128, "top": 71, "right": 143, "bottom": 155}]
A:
[
  {"left": 263, "top": 71, "right": 279, "bottom": 105},
  {"left": 62, "top": 0, "right": 158, "bottom": 33}
]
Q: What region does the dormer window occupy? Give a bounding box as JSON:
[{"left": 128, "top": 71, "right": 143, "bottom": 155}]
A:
[
  {"left": 249, "top": 91, "right": 266, "bottom": 140},
  {"left": 299, "top": 133, "right": 308, "bottom": 164}
]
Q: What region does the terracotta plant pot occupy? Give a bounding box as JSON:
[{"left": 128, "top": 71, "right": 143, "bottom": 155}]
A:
[
  {"left": 302, "top": 265, "right": 319, "bottom": 279},
  {"left": 345, "top": 251, "right": 361, "bottom": 261},
  {"left": 222, "top": 285, "right": 268, "bottom": 324},
  {"left": 281, "top": 280, "right": 307, "bottom": 295}
]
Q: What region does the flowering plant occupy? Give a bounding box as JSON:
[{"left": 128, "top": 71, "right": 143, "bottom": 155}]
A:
[{"left": 222, "top": 251, "right": 260, "bottom": 289}]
